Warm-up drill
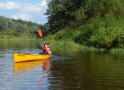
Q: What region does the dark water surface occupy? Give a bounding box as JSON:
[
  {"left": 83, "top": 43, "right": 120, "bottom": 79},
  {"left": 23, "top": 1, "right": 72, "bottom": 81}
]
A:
[{"left": 0, "top": 41, "right": 124, "bottom": 90}]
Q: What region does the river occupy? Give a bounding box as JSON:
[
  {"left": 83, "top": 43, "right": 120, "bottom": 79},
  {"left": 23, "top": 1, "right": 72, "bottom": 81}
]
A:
[{"left": 0, "top": 40, "right": 124, "bottom": 90}]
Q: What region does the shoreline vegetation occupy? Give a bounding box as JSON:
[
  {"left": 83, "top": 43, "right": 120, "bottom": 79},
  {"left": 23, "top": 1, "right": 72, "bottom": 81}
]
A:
[
  {"left": 0, "top": 15, "right": 124, "bottom": 54},
  {"left": 44, "top": 35, "right": 124, "bottom": 54},
  {"left": 0, "top": 35, "right": 124, "bottom": 54},
  {"left": 43, "top": 15, "right": 124, "bottom": 54},
  {"left": 43, "top": 0, "right": 124, "bottom": 54}
]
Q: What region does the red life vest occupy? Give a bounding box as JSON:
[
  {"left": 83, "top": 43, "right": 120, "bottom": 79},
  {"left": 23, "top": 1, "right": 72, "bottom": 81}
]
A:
[{"left": 42, "top": 45, "right": 50, "bottom": 53}]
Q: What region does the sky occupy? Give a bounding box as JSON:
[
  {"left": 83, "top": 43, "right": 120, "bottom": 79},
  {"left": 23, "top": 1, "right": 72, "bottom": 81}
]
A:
[{"left": 0, "top": 0, "right": 48, "bottom": 24}]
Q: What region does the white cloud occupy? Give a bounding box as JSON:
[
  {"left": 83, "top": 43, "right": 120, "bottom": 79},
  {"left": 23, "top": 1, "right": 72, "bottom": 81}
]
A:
[
  {"left": 0, "top": 1, "right": 21, "bottom": 10},
  {"left": 13, "top": 13, "right": 31, "bottom": 21},
  {"left": 0, "top": 0, "right": 48, "bottom": 24},
  {"left": 21, "top": 0, "right": 48, "bottom": 13},
  {"left": 39, "top": 0, "right": 48, "bottom": 7},
  {"left": 21, "top": 4, "right": 42, "bottom": 13}
]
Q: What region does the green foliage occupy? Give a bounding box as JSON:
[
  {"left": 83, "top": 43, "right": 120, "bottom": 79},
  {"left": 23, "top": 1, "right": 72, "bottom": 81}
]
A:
[
  {"left": 46, "top": 0, "right": 86, "bottom": 31},
  {"left": 45, "top": 0, "right": 124, "bottom": 49},
  {"left": 72, "top": 6, "right": 86, "bottom": 27},
  {"left": 53, "top": 28, "right": 78, "bottom": 40},
  {"left": 75, "top": 25, "right": 93, "bottom": 45},
  {"left": 74, "top": 14, "right": 124, "bottom": 49},
  {"left": 0, "top": 16, "right": 46, "bottom": 38},
  {"left": 0, "top": 16, "right": 8, "bottom": 31},
  {"left": 46, "top": 0, "right": 124, "bottom": 31},
  {"left": 86, "top": 0, "right": 124, "bottom": 18},
  {"left": 111, "top": 48, "right": 124, "bottom": 54}
]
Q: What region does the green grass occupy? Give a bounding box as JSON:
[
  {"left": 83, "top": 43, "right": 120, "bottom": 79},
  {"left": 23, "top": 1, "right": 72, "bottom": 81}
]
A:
[
  {"left": 0, "top": 35, "right": 37, "bottom": 40},
  {"left": 45, "top": 36, "right": 124, "bottom": 54},
  {"left": 44, "top": 14, "right": 124, "bottom": 52},
  {"left": 110, "top": 48, "right": 124, "bottom": 54},
  {"left": 43, "top": 34, "right": 106, "bottom": 52}
]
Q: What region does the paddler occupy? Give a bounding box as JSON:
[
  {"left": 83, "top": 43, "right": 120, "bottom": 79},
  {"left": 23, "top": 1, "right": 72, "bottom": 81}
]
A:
[{"left": 42, "top": 42, "right": 51, "bottom": 54}]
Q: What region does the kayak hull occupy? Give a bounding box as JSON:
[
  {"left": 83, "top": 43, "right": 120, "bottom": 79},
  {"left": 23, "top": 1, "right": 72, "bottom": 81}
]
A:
[{"left": 14, "top": 52, "right": 51, "bottom": 63}]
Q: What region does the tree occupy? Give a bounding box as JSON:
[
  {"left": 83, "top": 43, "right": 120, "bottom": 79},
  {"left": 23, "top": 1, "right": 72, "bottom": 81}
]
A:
[
  {"left": 86, "top": 0, "right": 124, "bottom": 19},
  {"left": 0, "top": 16, "right": 8, "bottom": 31},
  {"left": 45, "top": 0, "right": 87, "bottom": 32}
]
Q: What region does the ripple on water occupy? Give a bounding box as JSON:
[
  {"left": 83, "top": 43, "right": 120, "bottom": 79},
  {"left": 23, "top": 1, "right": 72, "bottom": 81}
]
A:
[{"left": 51, "top": 55, "right": 71, "bottom": 61}]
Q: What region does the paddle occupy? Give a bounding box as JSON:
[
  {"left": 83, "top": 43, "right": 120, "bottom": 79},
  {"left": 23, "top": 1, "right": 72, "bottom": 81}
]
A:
[
  {"left": 37, "top": 29, "right": 43, "bottom": 38},
  {"left": 37, "top": 30, "right": 51, "bottom": 54}
]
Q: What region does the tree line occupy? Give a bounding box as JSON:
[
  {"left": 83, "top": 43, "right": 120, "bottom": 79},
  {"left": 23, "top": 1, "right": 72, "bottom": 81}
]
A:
[
  {"left": 46, "top": 0, "right": 124, "bottom": 32},
  {"left": 0, "top": 16, "right": 49, "bottom": 38},
  {"left": 45, "top": 0, "right": 124, "bottom": 49}
]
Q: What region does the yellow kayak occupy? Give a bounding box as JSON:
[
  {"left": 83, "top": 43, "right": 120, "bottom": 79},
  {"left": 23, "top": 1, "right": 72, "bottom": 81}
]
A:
[{"left": 13, "top": 52, "right": 52, "bottom": 63}]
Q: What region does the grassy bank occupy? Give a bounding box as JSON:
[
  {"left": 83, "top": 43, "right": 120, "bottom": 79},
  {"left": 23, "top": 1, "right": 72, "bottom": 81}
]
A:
[
  {"left": 0, "top": 35, "right": 37, "bottom": 40},
  {"left": 0, "top": 31, "right": 38, "bottom": 40},
  {"left": 44, "top": 15, "right": 124, "bottom": 54},
  {"left": 45, "top": 35, "right": 124, "bottom": 54},
  {"left": 44, "top": 34, "right": 105, "bottom": 52}
]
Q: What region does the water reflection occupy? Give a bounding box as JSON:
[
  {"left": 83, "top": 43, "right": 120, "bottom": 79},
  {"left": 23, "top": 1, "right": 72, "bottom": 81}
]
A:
[
  {"left": 14, "top": 60, "right": 46, "bottom": 72},
  {"left": 13, "top": 59, "right": 51, "bottom": 89},
  {"left": 0, "top": 40, "right": 40, "bottom": 49}
]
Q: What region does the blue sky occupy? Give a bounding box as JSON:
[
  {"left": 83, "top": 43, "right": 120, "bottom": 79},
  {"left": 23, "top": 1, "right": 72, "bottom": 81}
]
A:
[{"left": 0, "top": 0, "right": 48, "bottom": 24}]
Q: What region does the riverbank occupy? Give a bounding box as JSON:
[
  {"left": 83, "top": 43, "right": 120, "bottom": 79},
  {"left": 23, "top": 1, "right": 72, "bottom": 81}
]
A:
[
  {"left": 0, "top": 35, "right": 124, "bottom": 54},
  {"left": 44, "top": 35, "right": 124, "bottom": 54}
]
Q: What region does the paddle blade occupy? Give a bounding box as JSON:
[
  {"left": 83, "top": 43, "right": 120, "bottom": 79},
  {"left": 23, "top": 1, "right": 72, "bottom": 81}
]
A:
[{"left": 37, "top": 30, "right": 43, "bottom": 37}]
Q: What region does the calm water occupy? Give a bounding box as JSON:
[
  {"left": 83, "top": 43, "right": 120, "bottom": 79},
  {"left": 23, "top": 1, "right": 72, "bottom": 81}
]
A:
[{"left": 0, "top": 41, "right": 124, "bottom": 90}]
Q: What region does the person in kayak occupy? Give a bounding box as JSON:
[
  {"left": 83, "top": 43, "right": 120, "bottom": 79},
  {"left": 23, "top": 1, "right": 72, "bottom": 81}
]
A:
[{"left": 42, "top": 42, "right": 51, "bottom": 54}]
